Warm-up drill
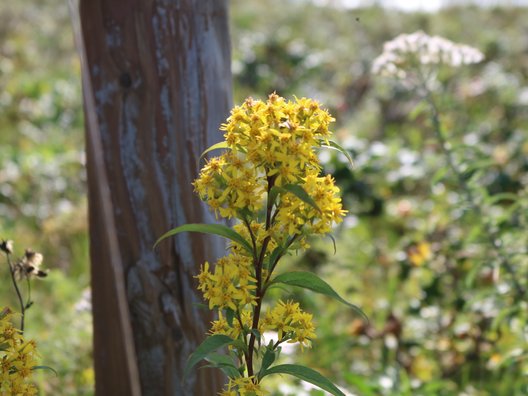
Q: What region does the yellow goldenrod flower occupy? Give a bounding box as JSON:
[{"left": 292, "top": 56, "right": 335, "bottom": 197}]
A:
[
  {"left": 263, "top": 300, "right": 316, "bottom": 349},
  {"left": 0, "top": 311, "right": 39, "bottom": 395},
  {"left": 408, "top": 242, "right": 432, "bottom": 267},
  {"left": 189, "top": 94, "right": 347, "bottom": 394},
  {"left": 220, "top": 376, "right": 268, "bottom": 396}
]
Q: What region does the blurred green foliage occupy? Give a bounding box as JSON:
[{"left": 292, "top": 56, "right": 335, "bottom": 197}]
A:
[
  {"left": 1, "top": 0, "right": 528, "bottom": 395},
  {"left": 231, "top": 1, "right": 528, "bottom": 395},
  {"left": 0, "top": 0, "right": 91, "bottom": 394}
]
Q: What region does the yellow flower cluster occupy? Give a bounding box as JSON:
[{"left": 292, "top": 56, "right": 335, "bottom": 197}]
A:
[
  {"left": 221, "top": 94, "right": 333, "bottom": 183},
  {"left": 193, "top": 93, "right": 345, "bottom": 242},
  {"left": 190, "top": 94, "right": 347, "bottom": 395},
  {"left": 196, "top": 254, "right": 257, "bottom": 311},
  {"left": 193, "top": 153, "right": 264, "bottom": 219},
  {"left": 219, "top": 376, "right": 267, "bottom": 396},
  {"left": 209, "top": 309, "right": 254, "bottom": 340},
  {"left": 0, "top": 311, "right": 38, "bottom": 396},
  {"left": 274, "top": 172, "right": 346, "bottom": 239},
  {"left": 231, "top": 222, "right": 277, "bottom": 258},
  {"left": 262, "top": 300, "right": 316, "bottom": 349}
]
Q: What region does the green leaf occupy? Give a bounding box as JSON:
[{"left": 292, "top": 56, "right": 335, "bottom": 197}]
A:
[
  {"left": 237, "top": 207, "right": 254, "bottom": 222},
  {"left": 327, "top": 234, "right": 336, "bottom": 255},
  {"left": 265, "top": 245, "right": 284, "bottom": 271},
  {"left": 464, "top": 261, "right": 484, "bottom": 288},
  {"left": 225, "top": 308, "right": 235, "bottom": 327},
  {"left": 199, "top": 141, "right": 230, "bottom": 161},
  {"left": 203, "top": 362, "right": 240, "bottom": 378},
  {"left": 275, "top": 184, "right": 321, "bottom": 212},
  {"left": 263, "top": 364, "right": 345, "bottom": 396},
  {"left": 431, "top": 167, "right": 448, "bottom": 185},
  {"left": 249, "top": 328, "right": 262, "bottom": 348},
  {"left": 31, "top": 365, "right": 58, "bottom": 376},
  {"left": 320, "top": 140, "right": 354, "bottom": 168},
  {"left": 408, "top": 101, "right": 428, "bottom": 121},
  {"left": 184, "top": 335, "right": 233, "bottom": 379},
  {"left": 485, "top": 192, "right": 519, "bottom": 206},
  {"left": 268, "top": 186, "right": 281, "bottom": 208},
  {"left": 271, "top": 271, "right": 368, "bottom": 323},
  {"left": 398, "top": 368, "right": 412, "bottom": 393},
  {"left": 491, "top": 306, "right": 518, "bottom": 331},
  {"left": 155, "top": 223, "right": 253, "bottom": 254},
  {"left": 422, "top": 381, "right": 453, "bottom": 393},
  {"left": 258, "top": 348, "right": 276, "bottom": 380},
  {"left": 204, "top": 353, "right": 240, "bottom": 378},
  {"left": 230, "top": 339, "right": 248, "bottom": 353}
]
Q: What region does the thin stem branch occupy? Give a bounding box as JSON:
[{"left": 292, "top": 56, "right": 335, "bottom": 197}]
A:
[
  {"left": 272, "top": 338, "right": 286, "bottom": 350},
  {"left": 26, "top": 277, "right": 32, "bottom": 309},
  {"left": 5, "top": 253, "right": 26, "bottom": 333}
]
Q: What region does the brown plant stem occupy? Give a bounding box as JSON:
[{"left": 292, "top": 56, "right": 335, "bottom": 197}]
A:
[
  {"left": 5, "top": 253, "right": 26, "bottom": 333},
  {"left": 247, "top": 175, "right": 275, "bottom": 379}
]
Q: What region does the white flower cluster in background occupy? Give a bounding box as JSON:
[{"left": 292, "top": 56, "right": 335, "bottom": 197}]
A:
[{"left": 372, "top": 31, "right": 484, "bottom": 80}]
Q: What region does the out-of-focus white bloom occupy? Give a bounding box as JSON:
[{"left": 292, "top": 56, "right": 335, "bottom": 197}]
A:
[
  {"left": 75, "top": 288, "right": 92, "bottom": 313},
  {"left": 372, "top": 31, "right": 484, "bottom": 79}
]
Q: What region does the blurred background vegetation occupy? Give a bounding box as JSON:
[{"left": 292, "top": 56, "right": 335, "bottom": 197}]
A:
[{"left": 1, "top": 0, "right": 527, "bottom": 395}]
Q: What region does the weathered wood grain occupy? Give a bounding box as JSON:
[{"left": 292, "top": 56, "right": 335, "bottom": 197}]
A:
[{"left": 80, "top": 1, "right": 232, "bottom": 394}]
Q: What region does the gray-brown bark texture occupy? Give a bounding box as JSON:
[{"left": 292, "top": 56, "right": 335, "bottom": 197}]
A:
[{"left": 80, "top": 1, "right": 232, "bottom": 394}]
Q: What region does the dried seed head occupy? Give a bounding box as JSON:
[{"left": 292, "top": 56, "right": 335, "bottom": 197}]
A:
[
  {"left": 0, "top": 240, "right": 14, "bottom": 254},
  {"left": 15, "top": 249, "right": 47, "bottom": 280}
]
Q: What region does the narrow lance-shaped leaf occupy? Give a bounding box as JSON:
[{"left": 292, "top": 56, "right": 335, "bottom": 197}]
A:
[
  {"left": 271, "top": 271, "right": 368, "bottom": 323},
  {"left": 225, "top": 308, "right": 235, "bottom": 327},
  {"left": 265, "top": 245, "right": 284, "bottom": 271},
  {"left": 204, "top": 353, "right": 240, "bottom": 378},
  {"left": 154, "top": 223, "right": 253, "bottom": 254},
  {"left": 267, "top": 186, "right": 281, "bottom": 209},
  {"left": 183, "top": 334, "right": 233, "bottom": 379},
  {"left": 31, "top": 365, "right": 58, "bottom": 376},
  {"left": 319, "top": 139, "right": 354, "bottom": 168},
  {"left": 199, "top": 141, "right": 230, "bottom": 162},
  {"left": 258, "top": 348, "right": 276, "bottom": 380},
  {"left": 327, "top": 234, "right": 337, "bottom": 255},
  {"left": 263, "top": 364, "right": 345, "bottom": 396},
  {"left": 484, "top": 192, "right": 519, "bottom": 206}
]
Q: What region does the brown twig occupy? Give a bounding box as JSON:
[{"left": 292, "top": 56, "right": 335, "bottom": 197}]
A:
[{"left": 5, "top": 253, "right": 26, "bottom": 333}]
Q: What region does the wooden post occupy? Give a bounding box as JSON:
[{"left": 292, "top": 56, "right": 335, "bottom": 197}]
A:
[{"left": 79, "top": 1, "right": 232, "bottom": 394}]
